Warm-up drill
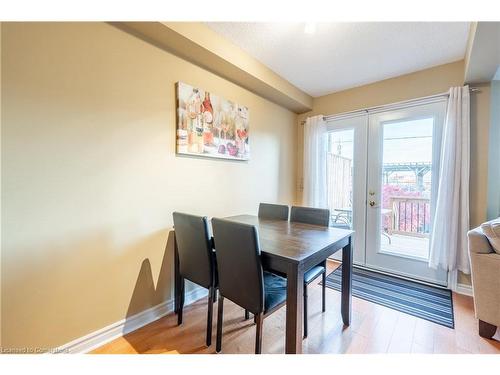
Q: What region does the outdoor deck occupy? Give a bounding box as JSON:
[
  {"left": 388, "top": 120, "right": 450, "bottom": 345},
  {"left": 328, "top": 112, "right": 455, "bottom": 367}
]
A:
[{"left": 380, "top": 233, "right": 429, "bottom": 260}]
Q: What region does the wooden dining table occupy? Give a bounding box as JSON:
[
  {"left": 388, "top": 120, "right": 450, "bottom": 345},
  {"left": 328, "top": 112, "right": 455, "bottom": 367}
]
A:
[{"left": 174, "top": 214, "right": 354, "bottom": 354}]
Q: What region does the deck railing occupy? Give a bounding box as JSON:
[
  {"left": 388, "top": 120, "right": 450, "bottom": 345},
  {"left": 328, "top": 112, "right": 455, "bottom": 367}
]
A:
[{"left": 388, "top": 196, "right": 431, "bottom": 238}]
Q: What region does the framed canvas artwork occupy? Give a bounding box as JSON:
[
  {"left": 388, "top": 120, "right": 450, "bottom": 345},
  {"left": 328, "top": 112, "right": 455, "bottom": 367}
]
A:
[{"left": 176, "top": 82, "right": 250, "bottom": 160}]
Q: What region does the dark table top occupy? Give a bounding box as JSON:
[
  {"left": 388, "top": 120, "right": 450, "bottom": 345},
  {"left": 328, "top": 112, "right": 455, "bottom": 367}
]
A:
[{"left": 223, "top": 215, "right": 354, "bottom": 264}]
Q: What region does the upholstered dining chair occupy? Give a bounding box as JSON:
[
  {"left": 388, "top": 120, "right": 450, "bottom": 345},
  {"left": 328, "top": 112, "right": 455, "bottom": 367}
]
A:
[
  {"left": 212, "top": 218, "right": 287, "bottom": 354},
  {"left": 290, "top": 206, "right": 330, "bottom": 338},
  {"left": 172, "top": 212, "right": 217, "bottom": 347},
  {"left": 258, "top": 203, "right": 289, "bottom": 220}
]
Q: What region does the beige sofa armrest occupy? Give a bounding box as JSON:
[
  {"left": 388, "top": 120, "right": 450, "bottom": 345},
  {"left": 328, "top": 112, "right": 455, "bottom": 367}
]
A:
[
  {"left": 468, "top": 227, "right": 494, "bottom": 255},
  {"left": 469, "top": 252, "right": 500, "bottom": 327}
]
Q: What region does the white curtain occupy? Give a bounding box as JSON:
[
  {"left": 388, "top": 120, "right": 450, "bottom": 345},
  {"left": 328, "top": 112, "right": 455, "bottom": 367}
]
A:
[
  {"left": 429, "top": 86, "right": 470, "bottom": 275},
  {"left": 303, "top": 115, "right": 328, "bottom": 208}
]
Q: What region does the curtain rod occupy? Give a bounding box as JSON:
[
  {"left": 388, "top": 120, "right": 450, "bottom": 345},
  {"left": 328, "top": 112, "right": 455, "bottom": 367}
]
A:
[{"left": 300, "top": 87, "right": 481, "bottom": 125}]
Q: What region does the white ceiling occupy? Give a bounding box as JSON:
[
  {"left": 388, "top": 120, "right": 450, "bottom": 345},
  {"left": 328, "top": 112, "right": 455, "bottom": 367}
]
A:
[{"left": 206, "top": 22, "right": 470, "bottom": 97}]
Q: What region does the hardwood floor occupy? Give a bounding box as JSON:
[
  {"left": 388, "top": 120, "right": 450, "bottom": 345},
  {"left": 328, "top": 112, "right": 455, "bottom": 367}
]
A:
[{"left": 92, "top": 261, "right": 500, "bottom": 354}]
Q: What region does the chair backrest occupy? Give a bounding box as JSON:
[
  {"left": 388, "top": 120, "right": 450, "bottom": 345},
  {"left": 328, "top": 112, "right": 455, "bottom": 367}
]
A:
[
  {"left": 172, "top": 212, "right": 215, "bottom": 288},
  {"left": 212, "top": 218, "right": 264, "bottom": 314},
  {"left": 290, "top": 206, "right": 330, "bottom": 227},
  {"left": 258, "top": 203, "right": 289, "bottom": 220}
]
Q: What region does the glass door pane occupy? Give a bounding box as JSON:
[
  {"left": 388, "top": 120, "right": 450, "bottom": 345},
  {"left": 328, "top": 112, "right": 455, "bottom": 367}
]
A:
[
  {"left": 328, "top": 129, "right": 354, "bottom": 229},
  {"left": 381, "top": 118, "right": 433, "bottom": 260}
]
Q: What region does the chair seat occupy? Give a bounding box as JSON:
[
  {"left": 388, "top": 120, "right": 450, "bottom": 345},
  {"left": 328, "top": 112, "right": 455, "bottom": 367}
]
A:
[
  {"left": 263, "top": 271, "right": 287, "bottom": 313},
  {"left": 304, "top": 265, "right": 326, "bottom": 285}
]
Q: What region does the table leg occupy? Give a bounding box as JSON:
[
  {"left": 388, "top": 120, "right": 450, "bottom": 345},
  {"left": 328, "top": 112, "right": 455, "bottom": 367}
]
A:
[
  {"left": 174, "top": 232, "right": 180, "bottom": 315},
  {"left": 341, "top": 236, "right": 353, "bottom": 326},
  {"left": 285, "top": 264, "right": 304, "bottom": 354}
]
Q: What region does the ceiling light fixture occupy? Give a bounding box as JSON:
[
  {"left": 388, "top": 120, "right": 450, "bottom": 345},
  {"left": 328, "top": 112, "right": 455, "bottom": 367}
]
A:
[{"left": 304, "top": 22, "right": 316, "bottom": 35}]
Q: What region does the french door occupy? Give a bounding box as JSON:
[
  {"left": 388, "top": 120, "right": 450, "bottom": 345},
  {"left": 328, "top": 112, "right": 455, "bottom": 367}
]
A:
[
  {"left": 327, "top": 100, "right": 448, "bottom": 286},
  {"left": 365, "top": 102, "right": 448, "bottom": 285}
]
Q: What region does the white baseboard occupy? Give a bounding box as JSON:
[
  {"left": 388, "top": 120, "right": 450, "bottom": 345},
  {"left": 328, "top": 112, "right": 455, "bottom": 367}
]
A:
[
  {"left": 56, "top": 286, "right": 207, "bottom": 354},
  {"left": 455, "top": 283, "right": 473, "bottom": 297}
]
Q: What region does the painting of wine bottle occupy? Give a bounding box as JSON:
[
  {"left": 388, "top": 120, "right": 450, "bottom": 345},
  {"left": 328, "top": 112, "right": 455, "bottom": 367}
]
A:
[{"left": 176, "top": 82, "right": 250, "bottom": 160}]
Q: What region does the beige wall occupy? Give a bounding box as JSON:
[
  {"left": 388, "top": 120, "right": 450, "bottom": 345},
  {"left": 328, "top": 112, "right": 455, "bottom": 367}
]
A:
[
  {"left": 469, "top": 82, "right": 491, "bottom": 228},
  {"left": 296, "top": 60, "right": 490, "bottom": 286},
  {"left": 305, "top": 61, "right": 465, "bottom": 119},
  {"left": 1, "top": 22, "right": 297, "bottom": 350},
  {"left": 459, "top": 81, "right": 490, "bottom": 286}
]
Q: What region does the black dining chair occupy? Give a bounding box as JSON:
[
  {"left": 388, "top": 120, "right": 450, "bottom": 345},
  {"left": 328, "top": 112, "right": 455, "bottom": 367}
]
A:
[
  {"left": 258, "top": 203, "right": 289, "bottom": 220},
  {"left": 172, "top": 212, "right": 217, "bottom": 347},
  {"left": 212, "top": 218, "right": 287, "bottom": 354},
  {"left": 245, "top": 202, "right": 289, "bottom": 319},
  {"left": 290, "top": 206, "right": 330, "bottom": 338}
]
